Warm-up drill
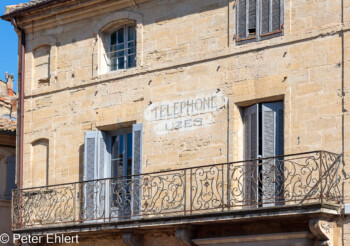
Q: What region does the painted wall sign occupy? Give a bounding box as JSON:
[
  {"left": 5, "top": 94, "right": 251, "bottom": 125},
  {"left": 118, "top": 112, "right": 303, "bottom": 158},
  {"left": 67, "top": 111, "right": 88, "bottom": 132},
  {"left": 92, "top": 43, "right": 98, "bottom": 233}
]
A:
[{"left": 145, "top": 91, "right": 227, "bottom": 135}]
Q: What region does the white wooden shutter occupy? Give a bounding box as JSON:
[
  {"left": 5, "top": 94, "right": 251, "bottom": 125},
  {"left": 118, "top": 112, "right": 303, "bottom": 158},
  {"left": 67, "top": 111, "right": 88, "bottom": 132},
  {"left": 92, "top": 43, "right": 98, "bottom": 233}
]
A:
[
  {"left": 83, "top": 131, "right": 98, "bottom": 220},
  {"left": 244, "top": 104, "right": 259, "bottom": 206},
  {"left": 260, "top": 0, "right": 283, "bottom": 36},
  {"left": 271, "top": 0, "right": 282, "bottom": 31},
  {"left": 262, "top": 101, "right": 284, "bottom": 206},
  {"left": 260, "top": 0, "right": 270, "bottom": 35},
  {"left": 5, "top": 156, "right": 16, "bottom": 200},
  {"left": 237, "top": 0, "right": 248, "bottom": 40},
  {"left": 83, "top": 131, "right": 110, "bottom": 220},
  {"left": 132, "top": 123, "right": 143, "bottom": 216},
  {"left": 248, "top": 0, "right": 257, "bottom": 33},
  {"left": 84, "top": 131, "right": 98, "bottom": 181}
]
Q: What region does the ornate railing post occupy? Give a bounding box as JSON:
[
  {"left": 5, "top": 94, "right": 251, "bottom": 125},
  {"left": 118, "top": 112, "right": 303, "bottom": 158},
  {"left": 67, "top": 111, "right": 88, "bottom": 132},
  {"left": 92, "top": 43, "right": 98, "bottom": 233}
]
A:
[
  {"left": 222, "top": 164, "right": 224, "bottom": 212},
  {"left": 184, "top": 169, "right": 187, "bottom": 216},
  {"left": 320, "top": 151, "right": 324, "bottom": 204},
  {"left": 227, "top": 163, "right": 230, "bottom": 211},
  {"left": 190, "top": 168, "right": 192, "bottom": 215}
]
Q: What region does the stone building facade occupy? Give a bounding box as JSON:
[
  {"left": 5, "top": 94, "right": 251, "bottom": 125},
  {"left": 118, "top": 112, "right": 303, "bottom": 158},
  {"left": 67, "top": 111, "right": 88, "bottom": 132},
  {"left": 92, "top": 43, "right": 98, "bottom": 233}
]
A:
[
  {"left": 1, "top": 0, "right": 350, "bottom": 245},
  {"left": 0, "top": 73, "right": 17, "bottom": 245}
]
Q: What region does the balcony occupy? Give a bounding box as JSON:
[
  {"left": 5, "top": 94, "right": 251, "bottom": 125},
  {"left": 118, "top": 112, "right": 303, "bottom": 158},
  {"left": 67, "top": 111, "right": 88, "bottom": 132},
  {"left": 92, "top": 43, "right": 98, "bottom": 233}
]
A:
[{"left": 12, "top": 151, "right": 342, "bottom": 231}]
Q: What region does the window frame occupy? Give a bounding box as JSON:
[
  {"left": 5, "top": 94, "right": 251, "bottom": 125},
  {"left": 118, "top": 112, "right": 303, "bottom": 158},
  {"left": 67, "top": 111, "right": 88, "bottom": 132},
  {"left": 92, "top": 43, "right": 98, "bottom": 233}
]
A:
[
  {"left": 107, "top": 25, "right": 136, "bottom": 72},
  {"left": 235, "top": 0, "right": 284, "bottom": 44}
]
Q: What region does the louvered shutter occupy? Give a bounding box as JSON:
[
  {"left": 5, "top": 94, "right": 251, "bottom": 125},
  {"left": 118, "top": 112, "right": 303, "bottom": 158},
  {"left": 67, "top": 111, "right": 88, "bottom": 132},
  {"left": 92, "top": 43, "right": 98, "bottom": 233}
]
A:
[
  {"left": 237, "top": 0, "right": 247, "bottom": 39},
  {"left": 262, "top": 102, "right": 284, "bottom": 206},
  {"left": 248, "top": 0, "right": 257, "bottom": 34},
  {"left": 84, "top": 131, "right": 98, "bottom": 182},
  {"left": 243, "top": 105, "right": 259, "bottom": 206},
  {"left": 132, "top": 123, "right": 143, "bottom": 216},
  {"left": 260, "top": 0, "right": 282, "bottom": 36},
  {"left": 5, "top": 156, "right": 16, "bottom": 200},
  {"left": 83, "top": 131, "right": 110, "bottom": 220},
  {"left": 83, "top": 131, "right": 98, "bottom": 220},
  {"left": 260, "top": 0, "right": 270, "bottom": 35},
  {"left": 271, "top": 0, "right": 282, "bottom": 31},
  {"left": 97, "top": 131, "right": 110, "bottom": 219}
]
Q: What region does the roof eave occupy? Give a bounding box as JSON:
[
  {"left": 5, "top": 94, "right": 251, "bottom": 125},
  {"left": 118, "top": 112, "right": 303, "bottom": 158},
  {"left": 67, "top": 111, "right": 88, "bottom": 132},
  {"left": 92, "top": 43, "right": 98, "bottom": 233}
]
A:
[{"left": 1, "top": 0, "right": 69, "bottom": 21}]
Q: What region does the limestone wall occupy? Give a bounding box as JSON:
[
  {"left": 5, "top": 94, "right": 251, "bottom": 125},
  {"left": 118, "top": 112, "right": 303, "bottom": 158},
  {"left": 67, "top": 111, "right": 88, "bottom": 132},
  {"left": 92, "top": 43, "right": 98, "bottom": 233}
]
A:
[
  {"left": 14, "top": 0, "right": 350, "bottom": 244},
  {"left": 20, "top": 0, "right": 345, "bottom": 184}
]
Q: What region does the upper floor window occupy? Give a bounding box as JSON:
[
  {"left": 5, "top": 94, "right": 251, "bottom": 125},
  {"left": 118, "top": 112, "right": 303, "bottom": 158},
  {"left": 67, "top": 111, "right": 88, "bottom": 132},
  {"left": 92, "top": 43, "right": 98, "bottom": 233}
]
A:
[
  {"left": 235, "top": 0, "right": 283, "bottom": 43},
  {"left": 108, "top": 26, "right": 136, "bottom": 71}
]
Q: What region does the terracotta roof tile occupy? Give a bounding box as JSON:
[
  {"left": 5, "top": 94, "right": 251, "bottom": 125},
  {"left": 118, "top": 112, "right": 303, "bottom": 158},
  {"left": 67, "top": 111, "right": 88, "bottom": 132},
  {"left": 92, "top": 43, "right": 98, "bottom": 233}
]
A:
[
  {"left": 4, "top": 0, "right": 54, "bottom": 15},
  {"left": 0, "top": 117, "right": 17, "bottom": 132}
]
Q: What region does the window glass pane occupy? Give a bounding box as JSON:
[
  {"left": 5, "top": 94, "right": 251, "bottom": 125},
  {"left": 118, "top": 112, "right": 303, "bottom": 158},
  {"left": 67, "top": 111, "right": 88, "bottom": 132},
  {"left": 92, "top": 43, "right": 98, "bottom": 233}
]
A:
[
  {"left": 111, "top": 135, "right": 124, "bottom": 178},
  {"left": 111, "top": 58, "right": 117, "bottom": 71},
  {"left": 118, "top": 57, "right": 125, "bottom": 69},
  {"left": 117, "top": 50, "right": 125, "bottom": 58},
  {"left": 128, "top": 43, "right": 135, "bottom": 55},
  {"left": 116, "top": 43, "right": 124, "bottom": 51},
  {"left": 127, "top": 133, "right": 132, "bottom": 158},
  {"left": 117, "top": 28, "right": 124, "bottom": 43},
  {"left": 127, "top": 133, "right": 133, "bottom": 177},
  {"left": 128, "top": 55, "right": 136, "bottom": 68},
  {"left": 110, "top": 31, "right": 116, "bottom": 46},
  {"left": 128, "top": 26, "right": 136, "bottom": 41}
]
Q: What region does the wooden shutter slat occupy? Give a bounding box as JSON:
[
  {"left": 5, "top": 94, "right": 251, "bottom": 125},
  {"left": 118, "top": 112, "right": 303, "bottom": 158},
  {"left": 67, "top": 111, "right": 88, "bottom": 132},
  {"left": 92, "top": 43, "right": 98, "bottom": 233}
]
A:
[
  {"left": 84, "top": 131, "right": 98, "bottom": 220},
  {"left": 272, "top": 0, "right": 281, "bottom": 31},
  {"left": 244, "top": 105, "right": 259, "bottom": 207},
  {"left": 237, "top": 0, "right": 247, "bottom": 39},
  {"left": 262, "top": 102, "right": 284, "bottom": 207},
  {"left": 84, "top": 133, "right": 97, "bottom": 181},
  {"left": 248, "top": 0, "right": 257, "bottom": 32},
  {"left": 261, "top": 0, "right": 270, "bottom": 34}
]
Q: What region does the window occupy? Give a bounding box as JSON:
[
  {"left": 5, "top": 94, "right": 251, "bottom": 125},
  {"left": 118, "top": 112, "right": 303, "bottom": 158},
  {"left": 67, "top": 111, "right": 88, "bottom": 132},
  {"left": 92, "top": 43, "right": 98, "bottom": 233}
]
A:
[
  {"left": 83, "top": 123, "right": 143, "bottom": 221},
  {"left": 236, "top": 0, "right": 283, "bottom": 42},
  {"left": 243, "top": 101, "right": 283, "bottom": 207},
  {"left": 108, "top": 26, "right": 136, "bottom": 71}
]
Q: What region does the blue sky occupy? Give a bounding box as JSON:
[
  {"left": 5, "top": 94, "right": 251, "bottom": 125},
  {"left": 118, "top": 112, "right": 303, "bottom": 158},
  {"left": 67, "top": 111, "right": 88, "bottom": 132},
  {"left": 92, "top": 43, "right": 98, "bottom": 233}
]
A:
[{"left": 0, "top": 0, "right": 29, "bottom": 92}]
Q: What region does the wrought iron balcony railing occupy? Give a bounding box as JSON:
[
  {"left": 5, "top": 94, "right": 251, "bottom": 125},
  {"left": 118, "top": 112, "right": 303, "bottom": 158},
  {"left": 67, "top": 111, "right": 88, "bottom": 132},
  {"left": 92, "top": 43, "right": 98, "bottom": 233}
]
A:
[{"left": 12, "top": 151, "right": 342, "bottom": 229}]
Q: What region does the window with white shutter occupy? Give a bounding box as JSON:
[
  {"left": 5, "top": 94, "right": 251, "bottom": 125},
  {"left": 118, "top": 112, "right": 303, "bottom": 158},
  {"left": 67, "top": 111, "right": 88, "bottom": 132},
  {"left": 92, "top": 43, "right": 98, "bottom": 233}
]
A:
[
  {"left": 243, "top": 101, "right": 283, "bottom": 207},
  {"left": 83, "top": 131, "right": 109, "bottom": 221},
  {"left": 83, "top": 124, "right": 143, "bottom": 221},
  {"left": 235, "top": 0, "right": 283, "bottom": 43}
]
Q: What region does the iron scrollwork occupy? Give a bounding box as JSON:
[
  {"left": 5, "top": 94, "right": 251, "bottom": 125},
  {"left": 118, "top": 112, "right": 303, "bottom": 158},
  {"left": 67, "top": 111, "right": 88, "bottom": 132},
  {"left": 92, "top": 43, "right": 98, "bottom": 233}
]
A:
[{"left": 12, "top": 151, "right": 342, "bottom": 229}]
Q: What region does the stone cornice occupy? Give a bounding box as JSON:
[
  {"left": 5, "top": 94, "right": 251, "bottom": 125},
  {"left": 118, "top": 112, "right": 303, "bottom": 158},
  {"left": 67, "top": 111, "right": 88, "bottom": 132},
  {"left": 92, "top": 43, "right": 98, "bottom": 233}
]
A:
[{"left": 1, "top": 0, "right": 153, "bottom": 31}]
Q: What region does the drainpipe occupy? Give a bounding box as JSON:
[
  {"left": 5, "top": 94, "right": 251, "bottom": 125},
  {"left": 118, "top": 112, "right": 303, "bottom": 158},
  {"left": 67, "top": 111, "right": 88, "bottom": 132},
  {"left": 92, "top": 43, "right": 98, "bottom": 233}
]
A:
[{"left": 11, "top": 18, "right": 25, "bottom": 189}]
